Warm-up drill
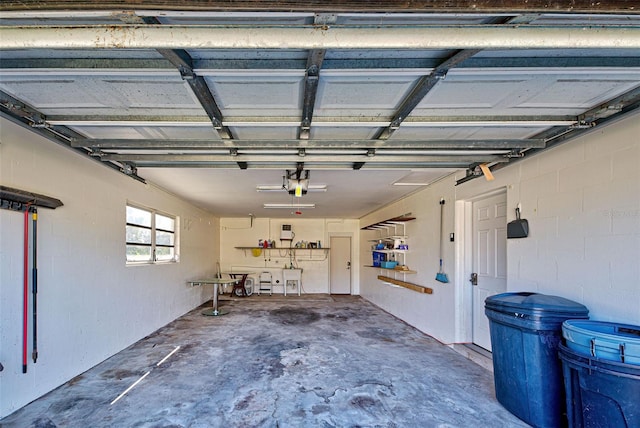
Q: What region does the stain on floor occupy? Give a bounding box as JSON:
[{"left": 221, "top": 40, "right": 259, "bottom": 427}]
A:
[{"left": 0, "top": 295, "right": 528, "bottom": 427}]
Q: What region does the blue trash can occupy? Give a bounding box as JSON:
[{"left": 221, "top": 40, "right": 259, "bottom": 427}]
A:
[
  {"left": 485, "top": 292, "right": 589, "bottom": 428},
  {"left": 558, "top": 343, "right": 640, "bottom": 428}
]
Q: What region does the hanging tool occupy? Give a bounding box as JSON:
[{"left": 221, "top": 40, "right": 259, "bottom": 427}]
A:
[
  {"left": 23, "top": 205, "right": 29, "bottom": 373},
  {"left": 32, "top": 207, "right": 38, "bottom": 364},
  {"left": 1, "top": 188, "right": 63, "bottom": 372},
  {"left": 436, "top": 199, "right": 449, "bottom": 283}
]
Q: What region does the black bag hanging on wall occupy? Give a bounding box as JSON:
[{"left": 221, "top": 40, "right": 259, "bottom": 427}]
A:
[{"left": 507, "top": 207, "right": 529, "bottom": 239}]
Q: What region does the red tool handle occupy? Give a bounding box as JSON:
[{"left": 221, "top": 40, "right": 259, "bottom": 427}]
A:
[{"left": 23, "top": 207, "right": 29, "bottom": 373}]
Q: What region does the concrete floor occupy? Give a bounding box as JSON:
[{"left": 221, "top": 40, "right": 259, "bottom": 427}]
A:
[{"left": 1, "top": 295, "right": 529, "bottom": 427}]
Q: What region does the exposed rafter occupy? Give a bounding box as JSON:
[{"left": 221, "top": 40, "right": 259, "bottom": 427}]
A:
[
  {"left": 3, "top": 56, "right": 640, "bottom": 71},
  {"left": 140, "top": 16, "right": 234, "bottom": 140},
  {"left": 299, "top": 49, "right": 326, "bottom": 139},
  {"left": 71, "top": 139, "right": 545, "bottom": 150},
  {"left": 373, "top": 15, "right": 538, "bottom": 141},
  {"left": 298, "top": 13, "right": 331, "bottom": 140},
  {"left": 2, "top": 7, "right": 638, "bottom": 188},
  {"left": 94, "top": 153, "right": 508, "bottom": 165},
  {"left": 373, "top": 49, "right": 481, "bottom": 140},
  {"left": 44, "top": 115, "right": 578, "bottom": 128}
]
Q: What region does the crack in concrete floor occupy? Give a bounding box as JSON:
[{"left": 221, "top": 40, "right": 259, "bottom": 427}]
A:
[{"left": 1, "top": 295, "right": 529, "bottom": 427}]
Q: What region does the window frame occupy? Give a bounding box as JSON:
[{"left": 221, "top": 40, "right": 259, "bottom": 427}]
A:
[{"left": 126, "top": 203, "right": 179, "bottom": 265}]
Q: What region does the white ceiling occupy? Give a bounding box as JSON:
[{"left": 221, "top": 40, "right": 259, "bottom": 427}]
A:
[
  {"left": 1, "top": 9, "right": 639, "bottom": 218},
  {"left": 141, "top": 168, "right": 456, "bottom": 218}
]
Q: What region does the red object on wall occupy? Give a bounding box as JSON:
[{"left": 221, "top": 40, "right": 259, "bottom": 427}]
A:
[{"left": 23, "top": 207, "right": 29, "bottom": 373}]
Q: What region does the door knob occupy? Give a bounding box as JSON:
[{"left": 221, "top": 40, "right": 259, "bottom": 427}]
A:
[{"left": 470, "top": 273, "right": 478, "bottom": 286}]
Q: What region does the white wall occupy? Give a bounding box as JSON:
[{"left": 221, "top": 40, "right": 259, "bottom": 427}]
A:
[
  {"left": 360, "top": 175, "right": 459, "bottom": 343},
  {"left": 360, "top": 112, "right": 640, "bottom": 344},
  {"left": 0, "top": 118, "right": 219, "bottom": 418},
  {"left": 220, "top": 217, "right": 359, "bottom": 294}
]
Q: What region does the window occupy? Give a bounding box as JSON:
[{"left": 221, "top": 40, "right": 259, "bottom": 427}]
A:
[{"left": 126, "top": 204, "right": 178, "bottom": 264}]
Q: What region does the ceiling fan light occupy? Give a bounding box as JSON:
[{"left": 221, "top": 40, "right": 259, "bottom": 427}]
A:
[
  {"left": 287, "top": 178, "right": 309, "bottom": 196},
  {"left": 264, "top": 203, "right": 315, "bottom": 209}
]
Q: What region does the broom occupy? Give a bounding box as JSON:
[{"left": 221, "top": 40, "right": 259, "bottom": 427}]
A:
[{"left": 436, "top": 199, "right": 449, "bottom": 283}]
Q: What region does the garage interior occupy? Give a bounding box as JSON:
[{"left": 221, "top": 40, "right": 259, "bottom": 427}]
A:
[{"left": 1, "top": 1, "right": 639, "bottom": 425}]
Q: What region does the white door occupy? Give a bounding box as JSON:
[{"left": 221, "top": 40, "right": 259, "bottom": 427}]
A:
[
  {"left": 330, "top": 236, "right": 351, "bottom": 294},
  {"left": 472, "top": 192, "right": 508, "bottom": 351}
]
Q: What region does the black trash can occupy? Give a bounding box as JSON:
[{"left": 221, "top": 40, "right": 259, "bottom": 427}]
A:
[{"left": 485, "top": 292, "right": 589, "bottom": 428}]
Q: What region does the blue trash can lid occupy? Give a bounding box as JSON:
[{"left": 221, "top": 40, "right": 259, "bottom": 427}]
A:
[{"left": 485, "top": 292, "right": 589, "bottom": 317}]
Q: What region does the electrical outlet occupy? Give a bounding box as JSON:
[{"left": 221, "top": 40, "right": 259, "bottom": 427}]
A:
[{"left": 449, "top": 233, "right": 455, "bottom": 242}]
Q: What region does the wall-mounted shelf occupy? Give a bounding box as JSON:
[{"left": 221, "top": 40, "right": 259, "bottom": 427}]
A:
[
  {"left": 370, "top": 249, "right": 409, "bottom": 254},
  {"left": 364, "top": 266, "right": 416, "bottom": 274},
  {"left": 361, "top": 215, "right": 415, "bottom": 231},
  {"left": 378, "top": 276, "right": 433, "bottom": 294},
  {"left": 236, "top": 247, "right": 329, "bottom": 250},
  {"left": 364, "top": 214, "right": 415, "bottom": 274},
  {"left": 235, "top": 247, "right": 330, "bottom": 258}
]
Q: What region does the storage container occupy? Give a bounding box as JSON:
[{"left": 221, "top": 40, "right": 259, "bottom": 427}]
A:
[
  {"left": 380, "top": 261, "right": 397, "bottom": 269},
  {"left": 485, "top": 292, "right": 589, "bottom": 428},
  {"left": 372, "top": 251, "right": 387, "bottom": 267},
  {"left": 562, "top": 320, "right": 640, "bottom": 365},
  {"left": 558, "top": 343, "right": 640, "bottom": 427}
]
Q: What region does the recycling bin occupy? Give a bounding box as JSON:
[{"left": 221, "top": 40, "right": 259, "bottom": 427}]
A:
[{"left": 559, "top": 320, "right": 640, "bottom": 427}]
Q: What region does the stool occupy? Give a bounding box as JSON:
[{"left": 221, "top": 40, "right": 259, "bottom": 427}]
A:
[{"left": 257, "top": 272, "right": 272, "bottom": 295}]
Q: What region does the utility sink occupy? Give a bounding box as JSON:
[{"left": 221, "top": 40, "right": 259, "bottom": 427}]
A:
[{"left": 282, "top": 269, "right": 302, "bottom": 296}]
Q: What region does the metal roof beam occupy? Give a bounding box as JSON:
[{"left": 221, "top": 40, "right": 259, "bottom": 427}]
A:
[
  {"left": 374, "top": 49, "right": 481, "bottom": 140},
  {"left": 298, "top": 14, "right": 331, "bottom": 139},
  {"left": 299, "top": 48, "right": 326, "bottom": 139},
  {"left": 96, "top": 153, "right": 507, "bottom": 164},
  {"left": 72, "top": 138, "right": 545, "bottom": 150},
  {"left": 47, "top": 114, "right": 577, "bottom": 127},
  {"left": 373, "top": 15, "right": 539, "bottom": 140},
  {"left": 141, "top": 16, "right": 234, "bottom": 140},
  {"left": 3, "top": 56, "right": 640, "bottom": 71}
]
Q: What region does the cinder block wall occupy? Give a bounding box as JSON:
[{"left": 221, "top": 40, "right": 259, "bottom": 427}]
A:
[
  {"left": 0, "top": 118, "right": 219, "bottom": 418},
  {"left": 360, "top": 111, "right": 640, "bottom": 344}
]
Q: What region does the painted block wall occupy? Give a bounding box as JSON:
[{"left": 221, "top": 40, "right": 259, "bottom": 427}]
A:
[
  {"left": 0, "top": 118, "right": 219, "bottom": 418},
  {"left": 455, "top": 112, "right": 640, "bottom": 326},
  {"left": 360, "top": 176, "right": 459, "bottom": 344},
  {"left": 220, "top": 217, "right": 359, "bottom": 294},
  {"left": 360, "top": 111, "right": 640, "bottom": 344}
]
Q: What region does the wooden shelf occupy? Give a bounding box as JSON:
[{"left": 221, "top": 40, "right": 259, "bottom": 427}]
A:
[
  {"left": 364, "top": 265, "right": 416, "bottom": 274},
  {"left": 236, "top": 247, "right": 329, "bottom": 250},
  {"left": 369, "top": 236, "right": 408, "bottom": 242},
  {"left": 377, "top": 275, "right": 433, "bottom": 294},
  {"left": 361, "top": 215, "right": 415, "bottom": 230}
]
